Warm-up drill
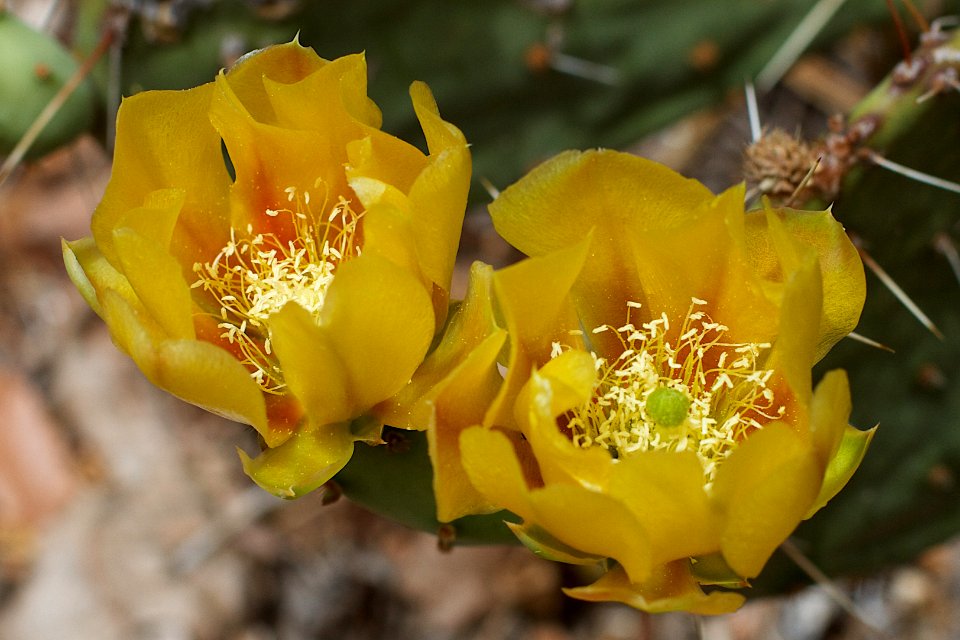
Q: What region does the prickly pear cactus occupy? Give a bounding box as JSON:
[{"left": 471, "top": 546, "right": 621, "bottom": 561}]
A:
[{"left": 0, "top": 9, "right": 95, "bottom": 158}]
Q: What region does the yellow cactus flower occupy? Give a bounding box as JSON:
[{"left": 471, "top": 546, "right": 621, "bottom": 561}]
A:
[
  {"left": 456, "top": 149, "right": 873, "bottom": 613},
  {"left": 63, "top": 41, "right": 470, "bottom": 497}
]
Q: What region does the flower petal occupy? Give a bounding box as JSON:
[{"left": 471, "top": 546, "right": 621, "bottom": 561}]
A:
[
  {"left": 806, "top": 423, "right": 876, "bottom": 518},
  {"left": 92, "top": 84, "right": 230, "bottom": 270},
  {"left": 486, "top": 237, "right": 589, "bottom": 427},
  {"left": 762, "top": 223, "right": 824, "bottom": 419},
  {"left": 428, "top": 330, "right": 508, "bottom": 521},
  {"left": 521, "top": 371, "right": 613, "bottom": 490},
  {"left": 460, "top": 426, "right": 535, "bottom": 522},
  {"left": 210, "top": 73, "right": 349, "bottom": 229},
  {"left": 224, "top": 40, "right": 328, "bottom": 124},
  {"left": 267, "top": 302, "right": 351, "bottom": 428},
  {"left": 712, "top": 422, "right": 820, "bottom": 578},
  {"left": 489, "top": 149, "right": 714, "bottom": 340},
  {"left": 406, "top": 81, "right": 471, "bottom": 292},
  {"left": 809, "top": 369, "right": 852, "bottom": 466},
  {"left": 240, "top": 420, "right": 355, "bottom": 498},
  {"left": 320, "top": 255, "right": 435, "bottom": 411},
  {"left": 528, "top": 483, "right": 653, "bottom": 583},
  {"left": 62, "top": 237, "right": 133, "bottom": 319},
  {"left": 506, "top": 522, "right": 606, "bottom": 565},
  {"left": 467, "top": 402, "right": 652, "bottom": 584},
  {"left": 263, "top": 52, "right": 381, "bottom": 131},
  {"left": 564, "top": 564, "right": 745, "bottom": 615},
  {"left": 378, "top": 262, "right": 498, "bottom": 429},
  {"left": 745, "top": 207, "right": 865, "bottom": 361},
  {"left": 610, "top": 450, "right": 720, "bottom": 566},
  {"left": 112, "top": 227, "right": 195, "bottom": 340},
  {"left": 99, "top": 289, "right": 268, "bottom": 433}
]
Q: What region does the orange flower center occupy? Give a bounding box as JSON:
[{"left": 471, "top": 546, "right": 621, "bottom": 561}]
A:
[
  {"left": 556, "top": 298, "right": 785, "bottom": 483},
  {"left": 192, "top": 183, "right": 362, "bottom": 393}
]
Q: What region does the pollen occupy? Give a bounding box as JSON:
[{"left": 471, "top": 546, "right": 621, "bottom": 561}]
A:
[
  {"left": 560, "top": 299, "right": 785, "bottom": 483},
  {"left": 191, "top": 183, "right": 362, "bottom": 393}
]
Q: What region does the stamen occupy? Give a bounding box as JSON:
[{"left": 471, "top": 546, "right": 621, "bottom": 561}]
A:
[
  {"left": 559, "top": 299, "right": 784, "bottom": 484},
  {"left": 192, "top": 185, "right": 363, "bottom": 393}
]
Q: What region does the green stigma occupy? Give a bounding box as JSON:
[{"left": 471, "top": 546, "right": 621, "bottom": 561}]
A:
[{"left": 646, "top": 386, "right": 690, "bottom": 427}]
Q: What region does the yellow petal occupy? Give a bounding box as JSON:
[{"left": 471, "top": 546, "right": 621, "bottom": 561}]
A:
[
  {"left": 224, "top": 39, "right": 327, "bottom": 124},
  {"left": 264, "top": 52, "right": 381, "bottom": 131},
  {"left": 564, "top": 564, "right": 745, "bottom": 615},
  {"left": 506, "top": 522, "right": 606, "bottom": 565},
  {"left": 62, "top": 237, "right": 134, "bottom": 319},
  {"left": 763, "top": 229, "right": 823, "bottom": 416},
  {"left": 406, "top": 81, "right": 471, "bottom": 292},
  {"left": 428, "top": 330, "right": 508, "bottom": 522},
  {"left": 809, "top": 369, "right": 852, "bottom": 466},
  {"left": 625, "top": 185, "right": 769, "bottom": 338},
  {"left": 346, "top": 137, "right": 427, "bottom": 208},
  {"left": 521, "top": 349, "right": 597, "bottom": 417},
  {"left": 488, "top": 149, "right": 713, "bottom": 341},
  {"left": 115, "top": 188, "right": 184, "bottom": 249},
  {"left": 521, "top": 372, "right": 612, "bottom": 490},
  {"left": 378, "top": 261, "right": 498, "bottom": 429},
  {"left": 712, "top": 422, "right": 821, "bottom": 578},
  {"left": 112, "top": 227, "right": 195, "bottom": 340},
  {"left": 92, "top": 84, "right": 230, "bottom": 270},
  {"left": 745, "top": 207, "right": 865, "bottom": 361},
  {"left": 489, "top": 149, "right": 711, "bottom": 258},
  {"left": 210, "top": 72, "right": 350, "bottom": 229},
  {"left": 460, "top": 426, "right": 535, "bottom": 522},
  {"left": 99, "top": 289, "right": 269, "bottom": 434},
  {"left": 267, "top": 302, "right": 352, "bottom": 427},
  {"left": 240, "top": 420, "right": 355, "bottom": 498},
  {"left": 610, "top": 450, "right": 720, "bottom": 566},
  {"left": 528, "top": 483, "right": 653, "bottom": 584},
  {"left": 355, "top": 201, "right": 424, "bottom": 283},
  {"left": 806, "top": 423, "right": 876, "bottom": 518},
  {"left": 485, "top": 237, "right": 589, "bottom": 427},
  {"left": 320, "top": 255, "right": 435, "bottom": 411}
]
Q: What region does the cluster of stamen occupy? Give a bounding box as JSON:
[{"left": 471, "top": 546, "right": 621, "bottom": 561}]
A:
[
  {"left": 555, "top": 299, "right": 784, "bottom": 483},
  {"left": 192, "top": 183, "right": 362, "bottom": 393}
]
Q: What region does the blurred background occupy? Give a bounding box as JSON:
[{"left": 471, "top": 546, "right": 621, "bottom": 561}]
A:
[{"left": 2, "top": 0, "right": 960, "bottom": 638}]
